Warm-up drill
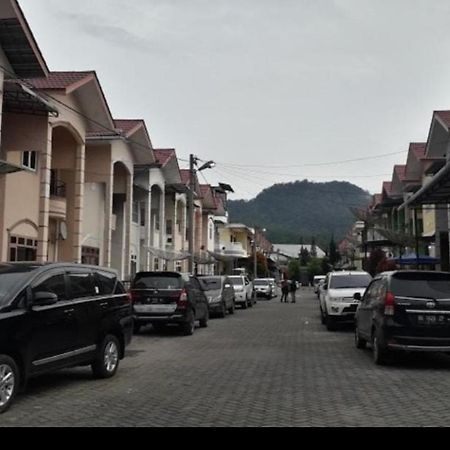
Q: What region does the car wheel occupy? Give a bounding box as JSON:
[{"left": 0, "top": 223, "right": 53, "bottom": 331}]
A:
[
  {"left": 182, "top": 311, "right": 196, "bottom": 336},
  {"left": 326, "top": 315, "right": 337, "bottom": 331},
  {"left": 372, "top": 330, "right": 389, "bottom": 365},
  {"left": 320, "top": 307, "right": 326, "bottom": 325},
  {"left": 218, "top": 302, "right": 227, "bottom": 318},
  {"left": 354, "top": 325, "right": 367, "bottom": 349},
  {"left": 0, "top": 355, "right": 19, "bottom": 414},
  {"left": 199, "top": 309, "right": 209, "bottom": 328},
  {"left": 91, "top": 335, "right": 120, "bottom": 379}
]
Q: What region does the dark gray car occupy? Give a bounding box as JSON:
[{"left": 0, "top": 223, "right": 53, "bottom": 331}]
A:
[
  {"left": 198, "top": 276, "right": 235, "bottom": 318},
  {"left": 355, "top": 270, "right": 450, "bottom": 365}
]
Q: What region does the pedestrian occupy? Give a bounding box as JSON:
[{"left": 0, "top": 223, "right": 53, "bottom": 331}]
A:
[
  {"left": 290, "top": 279, "right": 298, "bottom": 303},
  {"left": 281, "top": 279, "right": 290, "bottom": 303}
]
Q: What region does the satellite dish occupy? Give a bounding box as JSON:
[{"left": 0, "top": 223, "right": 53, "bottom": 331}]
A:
[{"left": 59, "top": 221, "right": 68, "bottom": 240}]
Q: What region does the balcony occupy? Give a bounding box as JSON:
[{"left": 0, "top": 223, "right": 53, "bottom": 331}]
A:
[
  {"left": 216, "top": 242, "right": 248, "bottom": 258},
  {"left": 49, "top": 179, "right": 67, "bottom": 219}
]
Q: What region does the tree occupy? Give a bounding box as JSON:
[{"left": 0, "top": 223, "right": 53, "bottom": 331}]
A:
[
  {"left": 366, "top": 249, "right": 386, "bottom": 277},
  {"left": 321, "top": 257, "right": 331, "bottom": 274},
  {"left": 329, "top": 235, "right": 340, "bottom": 266},
  {"left": 300, "top": 247, "right": 311, "bottom": 266},
  {"left": 307, "top": 258, "right": 322, "bottom": 282},
  {"left": 288, "top": 260, "right": 301, "bottom": 281}
]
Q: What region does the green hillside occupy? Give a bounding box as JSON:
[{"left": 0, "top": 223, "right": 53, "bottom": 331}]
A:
[{"left": 227, "top": 180, "right": 371, "bottom": 249}]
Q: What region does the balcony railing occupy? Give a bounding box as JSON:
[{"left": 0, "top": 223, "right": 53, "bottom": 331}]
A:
[{"left": 50, "top": 179, "right": 66, "bottom": 198}]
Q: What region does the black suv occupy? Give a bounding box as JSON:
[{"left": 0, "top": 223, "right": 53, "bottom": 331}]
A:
[
  {"left": 131, "top": 272, "right": 209, "bottom": 335},
  {"left": 0, "top": 263, "right": 133, "bottom": 413},
  {"left": 355, "top": 270, "right": 450, "bottom": 365}
]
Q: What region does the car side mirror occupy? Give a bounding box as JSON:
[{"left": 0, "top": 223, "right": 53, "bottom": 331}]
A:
[
  {"left": 353, "top": 293, "right": 362, "bottom": 301},
  {"left": 33, "top": 291, "right": 58, "bottom": 306}
]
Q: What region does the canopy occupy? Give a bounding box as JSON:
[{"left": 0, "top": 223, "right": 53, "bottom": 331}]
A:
[{"left": 389, "top": 253, "right": 439, "bottom": 265}]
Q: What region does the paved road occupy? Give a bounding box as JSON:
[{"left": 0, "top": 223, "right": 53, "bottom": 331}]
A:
[{"left": 4, "top": 288, "right": 450, "bottom": 427}]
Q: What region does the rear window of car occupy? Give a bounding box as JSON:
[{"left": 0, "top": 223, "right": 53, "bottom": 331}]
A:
[
  {"left": 229, "top": 277, "right": 244, "bottom": 286},
  {"left": 391, "top": 273, "right": 450, "bottom": 299},
  {"left": 132, "top": 274, "right": 182, "bottom": 289},
  {"left": 254, "top": 280, "right": 270, "bottom": 286},
  {"left": 199, "top": 278, "right": 222, "bottom": 291},
  {"left": 330, "top": 274, "right": 372, "bottom": 289}
]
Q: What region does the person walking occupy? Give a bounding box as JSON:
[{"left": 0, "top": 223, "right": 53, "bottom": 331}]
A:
[
  {"left": 290, "top": 280, "right": 298, "bottom": 303},
  {"left": 281, "top": 279, "right": 290, "bottom": 303}
]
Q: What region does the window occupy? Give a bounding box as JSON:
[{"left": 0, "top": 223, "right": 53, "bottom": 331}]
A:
[
  {"left": 154, "top": 258, "right": 159, "bottom": 271},
  {"left": 95, "top": 271, "right": 116, "bottom": 295},
  {"left": 22, "top": 151, "right": 37, "bottom": 171},
  {"left": 33, "top": 273, "right": 67, "bottom": 301},
  {"left": 166, "top": 220, "right": 173, "bottom": 236},
  {"left": 209, "top": 224, "right": 213, "bottom": 240},
  {"left": 131, "top": 254, "right": 137, "bottom": 280},
  {"left": 9, "top": 235, "right": 37, "bottom": 262},
  {"left": 176, "top": 261, "right": 182, "bottom": 273},
  {"left": 82, "top": 247, "right": 100, "bottom": 266},
  {"left": 68, "top": 272, "right": 95, "bottom": 299},
  {"left": 140, "top": 206, "right": 146, "bottom": 227}
]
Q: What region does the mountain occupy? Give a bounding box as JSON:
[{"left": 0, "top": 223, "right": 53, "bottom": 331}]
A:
[{"left": 227, "top": 180, "right": 371, "bottom": 249}]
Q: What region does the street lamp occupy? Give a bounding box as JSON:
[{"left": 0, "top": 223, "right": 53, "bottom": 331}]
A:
[{"left": 188, "top": 155, "right": 215, "bottom": 274}]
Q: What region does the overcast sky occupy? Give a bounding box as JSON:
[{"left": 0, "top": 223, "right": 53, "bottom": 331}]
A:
[{"left": 18, "top": 0, "right": 450, "bottom": 200}]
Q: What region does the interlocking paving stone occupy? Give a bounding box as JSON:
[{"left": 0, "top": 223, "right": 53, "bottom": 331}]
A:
[{"left": 2, "top": 288, "right": 450, "bottom": 427}]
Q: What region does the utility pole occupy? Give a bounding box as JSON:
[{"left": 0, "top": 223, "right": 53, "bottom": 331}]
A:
[
  {"left": 188, "top": 154, "right": 196, "bottom": 274},
  {"left": 253, "top": 228, "right": 258, "bottom": 279}
]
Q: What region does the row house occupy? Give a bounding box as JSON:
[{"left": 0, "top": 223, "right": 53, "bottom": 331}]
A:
[
  {"left": 0, "top": 0, "right": 239, "bottom": 280},
  {"left": 355, "top": 111, "right": 450, "bottom": 270}
]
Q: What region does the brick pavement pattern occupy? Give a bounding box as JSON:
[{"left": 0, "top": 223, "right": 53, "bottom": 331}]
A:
[{"left": 3, "top": 288, "right": 450, "bottom": 427}]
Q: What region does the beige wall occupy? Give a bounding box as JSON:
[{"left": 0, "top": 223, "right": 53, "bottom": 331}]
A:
[
  {"left": 0, "top": 113, "right": 48, "bottom": 260},
  {"left": 422, "top": 205, "right": 436, "bottom": 237}
]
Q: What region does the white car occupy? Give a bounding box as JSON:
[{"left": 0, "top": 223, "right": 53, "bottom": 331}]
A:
[
  {"left": 313, "top": 275, "right": 326, "bottom": 294},
  {"left": 319, "top": 271, "right": 372, "bottom": 331},
  {"left": 228, "top": 275, "right": 255, "bottom": 309}
]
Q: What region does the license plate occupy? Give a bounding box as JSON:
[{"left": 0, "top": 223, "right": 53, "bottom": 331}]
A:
[
  {"left": 134, "top": 304, "right": 177, "bottom": 314},
  {"left": 417, "top": 315, "right": 449, "bottom": 325}
]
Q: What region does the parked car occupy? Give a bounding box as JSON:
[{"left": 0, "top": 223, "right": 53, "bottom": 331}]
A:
[
  {"left": 198, "top": 276, "right": 236, "bottom": 318},
  {"left": 253, "top": 278, "right": 274, "bottom": 299},
  {"left": 130, "top": 272, "right": 209, "bottom": 335},
  {"left": 228, "top": 275, "right": 255, "bottom": 309},
  {"left": 313, "top": 275, "right": 326, "bottom": 294},
  {"left": 0, "top": 262, "right": 133, "bottom": 414},
  {"left": 355, "top": 270, "right": 450, "bottom": 365},
  {"left": 319, "top": 271, "right": 372, "bottom": 331},
  {"left": 316, "top": 279, "right": 325, "bottom": 298}
]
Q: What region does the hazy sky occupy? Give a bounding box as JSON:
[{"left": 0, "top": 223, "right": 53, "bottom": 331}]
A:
[{"left": 18, "top": 0, "right": 450, "bottom": 200}]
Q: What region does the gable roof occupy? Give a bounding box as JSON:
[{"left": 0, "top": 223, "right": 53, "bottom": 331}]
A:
[
  {"left": 410, "top": 142, "right": 426, "bottom": 159},
  {"left": 394, "top": 165, "right": 407, "bottom": 182},
  {"left": 24, "top": 71, "right": 95, "bottom": 92},
  {"left": 434, "top": 111, "right": 450, "bottom": 129},
  {"left": 154, "top": 149, "right": 176, "bottom": 168},
  {"left": 0, "top": 0, "right": 49, "bottom": 77}
]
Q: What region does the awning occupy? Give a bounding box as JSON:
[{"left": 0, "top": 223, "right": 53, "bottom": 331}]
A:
[
  {"left": 0, "top": 160, "right": 24, "bottom": 174},
  {"left": 399, "top": 162, "right": 450, "bottom": 209},
  {"left": 389, "top": 253, "right": 439, "bottom": 265},
  {"left": 145, "top": 246, "right": 190, "bottom": 261}
]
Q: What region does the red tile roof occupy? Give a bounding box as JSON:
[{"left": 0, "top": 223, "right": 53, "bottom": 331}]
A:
[
  {"left": 435, "top": 111, "right": 450, "bottom": 128},
  {"left": 23, "top": 71, "right": 94, "bottom": 90},
  {"left": 154, "top": 149, "right": 176, "bottom": 168},
  {"left": 394, "top": 165, "right": 407, "bottom": 181},
  {"left": 114, "top": 120, "right": 143, "bottom": 137},
  {"left": 410, "top": 142, "right": 427, "bottom": 159},
  {"left": 180, "top": 169, "right": 191, "bottom": 186},
  {"left": 382, "top": 182, "right": 392, "bottom": 195}
]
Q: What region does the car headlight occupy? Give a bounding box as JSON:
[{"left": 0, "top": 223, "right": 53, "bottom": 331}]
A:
[{"left": 329, "top": 297, "right": 344, "bottom": 303}]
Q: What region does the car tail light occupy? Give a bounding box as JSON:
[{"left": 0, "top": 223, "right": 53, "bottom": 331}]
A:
[
  {"left": 129, "top": 291, "right": 140, "bottom": 303},
  {"left": 384, "top": 291, "right": 395, "bottom": 316},
  {"left": 177, "top": 289, "right": 188, "bottom": 309}
]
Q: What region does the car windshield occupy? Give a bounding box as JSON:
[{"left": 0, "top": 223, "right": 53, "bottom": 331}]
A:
[
  {"left": 330, "top": 274, "right": 371, "bottom": 289},
  {"left": 391, "top": 273, "right": 450, "bottom": 299},
  {"left": 254, "top": 280, "right": 270, "bottom": 286},
  {"left": 0, "top": 271, "right": 32, "bottom": 306},
  {"left": 132, "top": 275, "right": 182, "bottom": 290},
  {"left": 199, "top": 278, "right": 222, "bottom": 291},
  {"left": 229, "top": 277, "right": 244, "bottom": 286}
]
